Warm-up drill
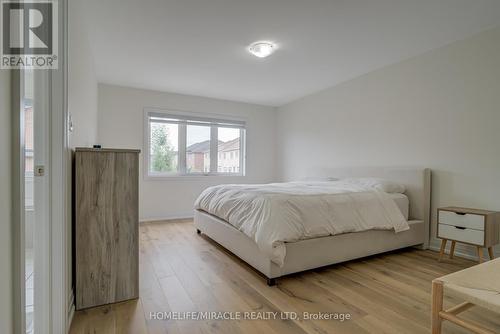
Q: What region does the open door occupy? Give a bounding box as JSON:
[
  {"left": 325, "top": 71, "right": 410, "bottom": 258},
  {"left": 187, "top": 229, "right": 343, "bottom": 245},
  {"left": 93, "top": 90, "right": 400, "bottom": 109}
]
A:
[{"left": 19, "top": 68, "right": 51, "bottom": 334}]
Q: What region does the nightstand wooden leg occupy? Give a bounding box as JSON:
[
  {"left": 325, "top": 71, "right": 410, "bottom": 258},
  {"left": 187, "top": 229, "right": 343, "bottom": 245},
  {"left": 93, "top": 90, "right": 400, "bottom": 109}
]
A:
[
  {"left": 488, "top": 247, "right": 494, "bottom": 260},
  {"left": 431, "top": 280, "right": 444, "bottom": 334},
  {"left": 438, "top": 239, "right": 447, "bottom": 262},
  {"left": 477, "top": 247, "right": 484, "bottom": 263},
  {"left": 449, "top": 241, "right": 456, "bottom": 259}
]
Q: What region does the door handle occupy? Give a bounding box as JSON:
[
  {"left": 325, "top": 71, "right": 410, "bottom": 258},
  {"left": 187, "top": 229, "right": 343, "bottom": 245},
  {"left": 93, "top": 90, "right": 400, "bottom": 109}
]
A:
[{"left": 34, "top": 165, "right": 45, "bottom": 177}]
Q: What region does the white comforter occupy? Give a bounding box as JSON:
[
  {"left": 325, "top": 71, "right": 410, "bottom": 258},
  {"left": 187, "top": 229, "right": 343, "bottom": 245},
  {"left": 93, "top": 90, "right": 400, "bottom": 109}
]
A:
[{"left": 194, "top": 181, "right": 409, "bottom": 266}]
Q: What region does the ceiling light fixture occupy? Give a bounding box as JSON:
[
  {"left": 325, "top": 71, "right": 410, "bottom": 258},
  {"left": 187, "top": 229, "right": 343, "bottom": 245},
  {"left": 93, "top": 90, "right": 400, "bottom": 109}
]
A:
[{"left": 248, "top": 41, "right": 276, "bottom": 58}]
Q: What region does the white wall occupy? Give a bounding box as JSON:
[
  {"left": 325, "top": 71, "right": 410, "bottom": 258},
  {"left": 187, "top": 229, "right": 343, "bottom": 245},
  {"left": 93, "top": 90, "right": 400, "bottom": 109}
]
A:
[
  {"left": 277, "top": 26, "right": 500, "bottom": 256},
  {"left": 97, "top": 84, "right": 277, "bottom": 221},
  {"left": 67, "top": 0, "right": 99, "bottom": 317},
  {"left": 0, "top": 71, "right": 12, "bottom": 333},
  {"left": 68, "top": 0, "right": 98, "bottom": 148}
]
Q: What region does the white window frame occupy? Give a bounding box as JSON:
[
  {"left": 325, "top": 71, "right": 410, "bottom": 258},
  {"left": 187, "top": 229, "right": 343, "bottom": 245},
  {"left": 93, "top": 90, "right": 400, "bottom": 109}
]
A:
[{"left": 144, "top": 108, "right": 246, "bottom": 179}]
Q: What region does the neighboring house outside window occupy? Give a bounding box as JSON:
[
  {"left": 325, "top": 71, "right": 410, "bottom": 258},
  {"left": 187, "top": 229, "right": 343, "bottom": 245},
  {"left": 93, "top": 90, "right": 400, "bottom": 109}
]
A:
[
  {"left": 25, "top": 104, "right": 34, "bottom": 174},
  {"left": 217, "top": 138, "right": 240, "bottom": 173},
  {"left": 24, "top": 101, "right": 34, "bottom": 210},
  {"left": 186, "top": 140, "right": 214, "bottom": 173},
  {"left": 185, "top": 137, "right": 242, "bottom": 174}
]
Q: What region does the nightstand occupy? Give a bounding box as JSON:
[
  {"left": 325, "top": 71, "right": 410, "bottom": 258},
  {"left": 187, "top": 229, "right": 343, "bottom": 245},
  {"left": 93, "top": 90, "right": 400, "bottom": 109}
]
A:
[{"left": 437, "top": 207, "right": 500, "bottom": 263}]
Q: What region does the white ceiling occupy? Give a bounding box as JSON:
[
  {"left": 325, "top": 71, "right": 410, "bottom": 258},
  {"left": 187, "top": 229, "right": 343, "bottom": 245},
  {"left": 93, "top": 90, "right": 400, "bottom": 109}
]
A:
[{"left": 79, "top": 0, "right": 500, "bottom": 106}]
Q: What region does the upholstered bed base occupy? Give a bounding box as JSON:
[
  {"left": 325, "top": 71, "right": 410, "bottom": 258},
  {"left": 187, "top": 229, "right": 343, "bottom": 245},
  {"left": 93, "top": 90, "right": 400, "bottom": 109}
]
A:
[
  {"left": 194, "top": 167, "right": 431, "bottom": 285},
  {"left": 195, "top": 210, "right": 426, "bottom": 285}
]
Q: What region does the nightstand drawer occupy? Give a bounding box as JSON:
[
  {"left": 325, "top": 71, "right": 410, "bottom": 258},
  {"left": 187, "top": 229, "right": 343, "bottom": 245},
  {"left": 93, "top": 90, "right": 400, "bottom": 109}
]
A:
[
  {"left": 438, "top": 210, "right": 485, "bottom": 230},
  {"left": 438, "top": 224, "right": 484, "bottom": 246}
]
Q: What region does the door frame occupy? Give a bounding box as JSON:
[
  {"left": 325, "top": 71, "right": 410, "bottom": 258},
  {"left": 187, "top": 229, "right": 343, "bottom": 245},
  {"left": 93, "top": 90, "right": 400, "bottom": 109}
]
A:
[
  {"left": 12, "top": 0, "right": 69, "bottom": 333},
  {"left": 12, "top": 68, "right": 26, "bottom": 334},
  {"left": 50, "top": 0, "right": 71, "bottom": 332}
]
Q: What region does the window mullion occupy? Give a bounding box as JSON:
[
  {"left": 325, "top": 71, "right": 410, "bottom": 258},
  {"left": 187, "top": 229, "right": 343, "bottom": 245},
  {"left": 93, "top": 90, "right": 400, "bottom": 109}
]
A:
[
  {"left": 210, "top": 126, "right": 218, "bottom": 173},
  {"left": 178, "top": 123, "right": 187, "bottom": 174},
  {"left": 146, "top": 119, "right": 152, "bottom": 176},
  {"left": 240, "top": 129, "right": 245, "bottom": 175}
]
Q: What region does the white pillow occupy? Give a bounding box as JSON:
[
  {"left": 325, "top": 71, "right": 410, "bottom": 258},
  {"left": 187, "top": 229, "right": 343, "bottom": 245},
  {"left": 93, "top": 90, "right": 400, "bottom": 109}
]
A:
[
  {"left": 298, "top": 176, "right": 339, "bottom": 182},
  {"left": 342, "top": 177, "right": 406, "bottom": 193}
]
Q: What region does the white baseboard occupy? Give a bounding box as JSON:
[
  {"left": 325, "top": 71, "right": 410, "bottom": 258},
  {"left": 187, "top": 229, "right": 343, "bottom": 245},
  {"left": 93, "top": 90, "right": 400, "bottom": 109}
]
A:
[
  {"left": 428, "top": 239, "right": 496, "bottom": 261},
  {"left": 429, "top": 244, "right": 479, "bottom": 261},
  {"left": 140, "top": 213, "right": 194, "bottom": 223}
]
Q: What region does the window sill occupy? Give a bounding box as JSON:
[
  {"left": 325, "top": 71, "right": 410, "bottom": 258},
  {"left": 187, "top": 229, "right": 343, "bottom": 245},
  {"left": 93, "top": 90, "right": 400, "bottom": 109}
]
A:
[{"left": 144, "top": 173, "right": 245, "bottom": 181}]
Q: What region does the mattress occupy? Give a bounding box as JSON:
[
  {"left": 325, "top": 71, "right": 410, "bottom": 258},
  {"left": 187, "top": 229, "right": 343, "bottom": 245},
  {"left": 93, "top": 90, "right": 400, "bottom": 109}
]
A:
[
  {"left": 195, "top": 182, "right": 410, "bottom": 266},
  {"left": 389, "top": 193, "right": 409, "bottom": 220},
  {"left": 199, "top": 193, "right": 409, "bottom": 227}
]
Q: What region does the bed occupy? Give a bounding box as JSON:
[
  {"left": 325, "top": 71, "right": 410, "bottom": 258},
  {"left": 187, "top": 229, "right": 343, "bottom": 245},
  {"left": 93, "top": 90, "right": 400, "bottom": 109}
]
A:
[{"left": 194, "top": 167, "right": 431, "bottom": 285}]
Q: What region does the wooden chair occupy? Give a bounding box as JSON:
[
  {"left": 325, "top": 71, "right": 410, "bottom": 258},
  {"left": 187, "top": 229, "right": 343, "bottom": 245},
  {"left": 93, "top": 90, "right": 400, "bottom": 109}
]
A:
[{"left": 432, "top": 258, "right": 500, "bottom": 334}]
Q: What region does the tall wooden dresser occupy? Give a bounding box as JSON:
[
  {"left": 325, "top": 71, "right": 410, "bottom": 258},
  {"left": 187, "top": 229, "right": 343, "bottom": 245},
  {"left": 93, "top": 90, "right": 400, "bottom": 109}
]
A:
[{"left": 74, "top": 148, "right": 140, "bottom": 310}]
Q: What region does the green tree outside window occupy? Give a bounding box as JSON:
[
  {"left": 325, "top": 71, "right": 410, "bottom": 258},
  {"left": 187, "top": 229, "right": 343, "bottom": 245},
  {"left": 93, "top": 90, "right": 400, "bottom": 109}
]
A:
[{"left": 150, "top": 123, "right": 177, "bottom": 172}]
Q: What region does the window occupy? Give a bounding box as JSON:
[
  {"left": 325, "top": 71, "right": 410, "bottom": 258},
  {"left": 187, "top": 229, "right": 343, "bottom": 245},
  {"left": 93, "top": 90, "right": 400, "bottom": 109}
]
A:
[{"left": 145, "top": 110, "right": 246, "bottom": 177}]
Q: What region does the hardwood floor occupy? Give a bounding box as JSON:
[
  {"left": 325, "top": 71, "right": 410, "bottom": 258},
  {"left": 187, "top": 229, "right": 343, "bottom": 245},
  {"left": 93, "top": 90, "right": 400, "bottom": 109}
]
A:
[{"left": 70, "top": 220, "right": 500, "bottom": 334}]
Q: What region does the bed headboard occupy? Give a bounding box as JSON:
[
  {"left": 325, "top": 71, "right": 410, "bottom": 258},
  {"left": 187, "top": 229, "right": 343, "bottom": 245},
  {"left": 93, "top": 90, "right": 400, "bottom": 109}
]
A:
[{"left": 316, "top": 167, "right": 431, "bottom": 246}]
